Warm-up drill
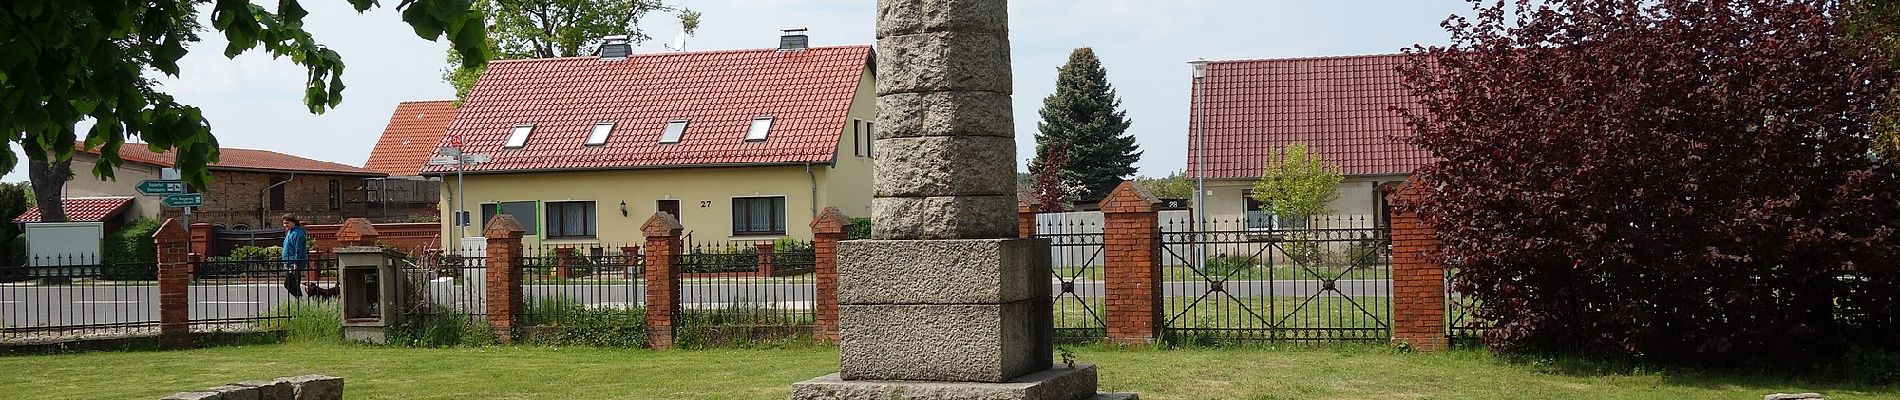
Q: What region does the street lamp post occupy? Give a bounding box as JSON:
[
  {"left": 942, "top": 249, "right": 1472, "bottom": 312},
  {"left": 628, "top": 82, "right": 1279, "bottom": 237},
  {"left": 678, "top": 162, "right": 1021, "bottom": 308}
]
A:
[
  {"left": 1191, "top": 60, "right": 1209, "bottom": 273},
  {"left": 430, "top": 147, "right": 489, "bottom": 251}
]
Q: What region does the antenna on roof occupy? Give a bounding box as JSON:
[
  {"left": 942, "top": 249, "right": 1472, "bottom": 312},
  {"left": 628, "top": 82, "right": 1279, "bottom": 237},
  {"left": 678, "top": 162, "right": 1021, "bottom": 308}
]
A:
[{"left": 664, "top": 27, "right": 689, "bottom": 52}]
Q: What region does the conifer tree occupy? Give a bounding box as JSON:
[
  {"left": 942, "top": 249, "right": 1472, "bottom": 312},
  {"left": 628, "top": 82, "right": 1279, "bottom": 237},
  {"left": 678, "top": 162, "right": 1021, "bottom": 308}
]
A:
[{"left": 1029, "top": 48, "right": 1140, "bottom": 201}]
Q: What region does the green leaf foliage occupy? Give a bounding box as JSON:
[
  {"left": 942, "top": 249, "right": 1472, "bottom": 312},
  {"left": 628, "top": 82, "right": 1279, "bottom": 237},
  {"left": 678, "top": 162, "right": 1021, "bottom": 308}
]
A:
[
  {"left": 1248, "top": 143, "right": 1341, "bottom": 219},
  {"left": 0, "top": 0, "right": 489, "bottom": 190},
  {"left": 1136, "top": 170, "right": 1194, "bottom": 200},
  {"left": 442, "top": 0, "right": 697, "bottom": 101},
  {"left": 1030, "top": 47, "right": 1141, "bottom": 202}
]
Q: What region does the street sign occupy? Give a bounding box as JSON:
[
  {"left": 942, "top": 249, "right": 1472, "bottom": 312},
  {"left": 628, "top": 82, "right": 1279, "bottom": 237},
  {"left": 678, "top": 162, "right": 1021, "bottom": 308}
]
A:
[
  {"left": 161, "top": 193, "right": 204, "bottom": 208},
  {"left": 136, "top": 180, "right": 185, "bottom": 196}
]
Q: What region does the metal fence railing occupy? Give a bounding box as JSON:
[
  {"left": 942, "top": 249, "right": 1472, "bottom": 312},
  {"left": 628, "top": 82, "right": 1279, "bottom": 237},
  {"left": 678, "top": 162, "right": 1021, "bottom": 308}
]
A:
[
  {"left": 0, "top": 255, "right": 161, "bottom": 343},
  {"left": 188, "top": 258, "right": 340, "bottom": 331},
  {"left": 518, "top": 244, "right": 643, "bottom": 327},
  {"left": 675, "top": 240, "right": 817, "bottom": 344},
  {"left": 1158, "top": 215, "right": 1393, "bottom": 343},
  {"left": 1036, "top": 216, "right": 1107, "bottom": 342}
]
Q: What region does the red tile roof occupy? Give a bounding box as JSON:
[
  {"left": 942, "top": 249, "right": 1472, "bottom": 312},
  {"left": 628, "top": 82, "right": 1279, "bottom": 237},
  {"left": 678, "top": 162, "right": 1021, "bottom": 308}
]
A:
[
  {"left": 102, "top": 145, "right": 383, "bottom": 176},
  {"left": 425, "top": 45, "right": 874, "bottom": 174},
  {"left": 367, "top": 100, "right": 458, "bottom": 176},
  {"left": 14, "top": 196, "right": 134, "bottom": 223},
  {"left": 1187, "top": 53, "right": 1432, "bottom": 179}
]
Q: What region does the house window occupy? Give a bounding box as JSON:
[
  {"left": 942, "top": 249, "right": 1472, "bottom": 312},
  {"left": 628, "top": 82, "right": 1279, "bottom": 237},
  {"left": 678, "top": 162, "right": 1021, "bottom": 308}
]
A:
[
  {"left": 327, "top": 180, "right": 341, "bottom": 210},
  {"left": 731, "top": 196, "right": 786, "bottom": 236},
  {"left": 1242, "top": 189, "right": 1304, "bottom": 230},
  {"left": 269, "top": 176, "right": 288, "bottom": 211},
  {"left": 659, "top": 120, "right": 689, "bottom": 144},
  {"left": 505, "top": 125, "right": 534, "bottom": 149},
  {"left": 586, "top": 122, "right": 614, "bottom": 146},
  {"left": 852, "top": 119, "right": 865, "bottom": 157},
  {"left": 865, "top": 121, "right": 875, "bottom": 157},
  {"left": 480, "top": 201, "right": 540, "bottom": 235},
  {"left": 545, "top": 201, "right": 596, "bottom": 238},
  {"left": 745, "top": 116, "right": 774, "bottom": 142}
]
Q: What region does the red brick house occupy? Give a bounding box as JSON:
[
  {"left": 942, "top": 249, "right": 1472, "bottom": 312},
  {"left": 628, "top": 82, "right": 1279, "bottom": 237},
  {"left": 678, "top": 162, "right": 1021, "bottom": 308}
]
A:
[
  {"left": 66, "top": 146, "right": 387, "bottom": 229},
  {"left": 1186, "top": 53, "right": 1433, "bottom": 228}
]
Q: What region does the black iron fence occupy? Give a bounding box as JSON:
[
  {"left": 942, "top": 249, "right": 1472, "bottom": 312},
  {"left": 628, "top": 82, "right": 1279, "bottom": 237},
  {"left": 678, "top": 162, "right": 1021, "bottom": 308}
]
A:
[
  {"left": 1158, "top": 215, "right": 1393, "bottom": 343},
  {"left": 518, "top": 244, "right": 644, "bottom": 327},
  {"left": 1036, "top": 216, "right": 1107, "bottom": 342},
  {"left": 0, "top": 255, "right": 160, "bottom": 342},
  {"left": 675, "top": 240, "right": 817, "bottom": 345},
  {"left": 188, "top": 258, "right": 340, "bottom": 330}
]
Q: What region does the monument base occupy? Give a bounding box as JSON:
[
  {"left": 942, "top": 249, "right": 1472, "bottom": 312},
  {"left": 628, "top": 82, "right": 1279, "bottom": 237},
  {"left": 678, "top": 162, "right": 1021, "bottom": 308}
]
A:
[
  {"left": 341, "top": 325, "right": 385, "bottom": 344},
  {"left": 792, "top": 364, "right": 1133, "bottom": 400}
]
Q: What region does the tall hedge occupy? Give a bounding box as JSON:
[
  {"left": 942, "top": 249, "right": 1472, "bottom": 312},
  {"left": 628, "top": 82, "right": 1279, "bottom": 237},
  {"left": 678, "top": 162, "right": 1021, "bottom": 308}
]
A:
[{"left": 1400, "top": 0, "right": 1900, "bottom": 366}]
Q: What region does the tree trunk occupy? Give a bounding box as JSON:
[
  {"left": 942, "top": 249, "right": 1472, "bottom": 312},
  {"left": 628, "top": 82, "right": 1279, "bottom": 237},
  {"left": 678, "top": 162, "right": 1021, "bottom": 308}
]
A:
[{"left": 26, "top": 151, "right": 71, "bottom": 223}]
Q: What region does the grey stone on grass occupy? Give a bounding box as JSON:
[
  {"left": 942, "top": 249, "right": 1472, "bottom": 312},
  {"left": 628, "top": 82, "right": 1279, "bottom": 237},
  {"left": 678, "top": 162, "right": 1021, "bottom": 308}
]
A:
[
  {"left": 873, "top": 136, "right": 1016, "bottom": 197},
  {"left": 838, "top": 238, "right": 1049, "bottom": 305},
  {"left": 876, "top": 91, "right": 1013, "bottom": 139},
  {"left": 233, "top": 380, "right": 293, "bottom": 400},
  {"left": 206, "top": 385, "right": 259, "bottom": 400},
  {"left": 796, "top": 364, "right": 1095, "bottom": 400},
  {"left": 1089, "top": 394, "right": 1140, "bottom": 400},
  {"left": 871, "top": 195, "right": 1017, "bottom": 240},
  {"left": 161, "top": 392, "right": 222, "bottom": 400},
  {"left": 1765, "top": 394, "right": 1824, "bottom": 400},
  {"left": 839, "top": 298, "right": 1052, "bottom": 382},
  {"left": 277, "top": 375, "right": 343, "bottom": 400},
  {"left": 877, "top": 31, "right": 1012, "bottom": 95},
  {"left": 876, "top": 0, "right": 1008, "bottom": 38}
]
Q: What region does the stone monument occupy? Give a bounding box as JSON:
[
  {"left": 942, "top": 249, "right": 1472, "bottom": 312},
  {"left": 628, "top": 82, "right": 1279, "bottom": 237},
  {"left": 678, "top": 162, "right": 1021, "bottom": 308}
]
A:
[{"left": 790, "top": 0, "right": 1134, "bottom": 399}]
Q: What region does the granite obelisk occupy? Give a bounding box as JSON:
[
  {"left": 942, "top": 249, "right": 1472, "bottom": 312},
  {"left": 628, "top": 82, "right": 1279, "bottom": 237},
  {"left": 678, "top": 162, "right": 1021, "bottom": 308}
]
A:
[{"left": 790, "top": 0, "right": 1134, "bottom": 399}]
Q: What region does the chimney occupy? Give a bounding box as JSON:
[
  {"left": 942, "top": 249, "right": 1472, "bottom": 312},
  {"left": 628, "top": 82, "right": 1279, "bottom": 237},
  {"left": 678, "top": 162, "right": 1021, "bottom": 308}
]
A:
[
  {"left": 599, "top": 35, "right": 631, "bottom": 60},
  {"left": 779, "top": 28, "right": 809, "bottom": 52}
]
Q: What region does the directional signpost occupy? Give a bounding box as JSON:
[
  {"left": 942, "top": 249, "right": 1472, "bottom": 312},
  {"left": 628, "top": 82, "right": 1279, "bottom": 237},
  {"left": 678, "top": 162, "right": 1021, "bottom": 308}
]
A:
[
  {"left": 136, "top": 180, "right": 185, "bottom": 196},
  {"left": 161, "top": 194, "right": 204, "bottom": 208},
  {"left": 138, "top": 179, "right": 197, "bottom": 233}
]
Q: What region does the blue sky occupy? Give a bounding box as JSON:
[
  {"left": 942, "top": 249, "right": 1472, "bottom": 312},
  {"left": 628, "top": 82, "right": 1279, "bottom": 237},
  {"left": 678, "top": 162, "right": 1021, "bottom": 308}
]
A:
[{"left": 6, "top": 0, "right": 1474, "bottom": 183}]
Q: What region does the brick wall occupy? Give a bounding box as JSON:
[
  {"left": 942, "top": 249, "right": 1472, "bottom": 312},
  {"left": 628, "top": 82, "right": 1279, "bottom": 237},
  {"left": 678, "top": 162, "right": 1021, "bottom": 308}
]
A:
[
  {"left": 1387, "top": 182, "right": 1449, "bottom": 351},
  {"left": 160, "top": 170, "right": 373, "bottom": 228}
]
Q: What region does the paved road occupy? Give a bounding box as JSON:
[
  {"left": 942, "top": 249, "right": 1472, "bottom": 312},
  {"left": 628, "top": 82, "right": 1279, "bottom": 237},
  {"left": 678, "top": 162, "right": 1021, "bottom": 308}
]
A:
[{"left": 0, "top": 279, "right": 1391, "bottom": 329}]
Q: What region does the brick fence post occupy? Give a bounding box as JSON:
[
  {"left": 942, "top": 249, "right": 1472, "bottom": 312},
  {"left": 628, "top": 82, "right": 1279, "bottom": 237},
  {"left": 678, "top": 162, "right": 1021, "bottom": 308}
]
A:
[
  {"left": 154, "top": 218, "right": 191, "bottom": 343},
  {"left": 754, "top": 242, "right": 775, "bottom": 277},
  {"left": 1387, "top": 181, "right": 1449, "bottom": 352},
  {"left": 188, "top": 223, "right": 211, "bottom": 274},
  {"left": 620, "top": 245, "right": 641, "bottom": 278},
  {"left": 642, "top": 212, "right": 684, "bottom": 349},
  {"left": 330, "top": 218, "right": 378, "bottom": 281},
  {"left": 1099, "top": 181, "right": 1163, "bottom": 345},
  {"left": 483, "top": 215, "right": 526, "bottom": 344},
  {"left": 809, "top": 207, "right": 848, "bottom": 343},
  {"left": 554, "top": 247, "right": 575, "bottom": 279},
  {"left": 1018, "top": 200, "right": 1036, "bottom": 239}
]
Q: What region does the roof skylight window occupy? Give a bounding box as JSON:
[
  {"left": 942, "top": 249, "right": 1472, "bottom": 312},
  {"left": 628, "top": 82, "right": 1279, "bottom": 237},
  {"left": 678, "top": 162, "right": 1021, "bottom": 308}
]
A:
[
  {"left": 505, "top": 125, "right": 534, "bottom": 149},
  {"left": 745, "top": 116, "right": 774, "bottom": 142},
  {"left": 659, "top": 120, "right": 690, "bottom": 144},
  {"left": 586, "top": 122, "right": 614, "bottom": 146}
]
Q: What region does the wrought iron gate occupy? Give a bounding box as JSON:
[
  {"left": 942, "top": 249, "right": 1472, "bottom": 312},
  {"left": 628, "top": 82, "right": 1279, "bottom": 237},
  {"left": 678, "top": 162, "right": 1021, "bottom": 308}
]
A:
[
  {"left": 1158, "top": 216, "right": 1392, "bottom": 343},
  {"left": 1038, "top": 216, "right": 1107, "bottom": 341}
]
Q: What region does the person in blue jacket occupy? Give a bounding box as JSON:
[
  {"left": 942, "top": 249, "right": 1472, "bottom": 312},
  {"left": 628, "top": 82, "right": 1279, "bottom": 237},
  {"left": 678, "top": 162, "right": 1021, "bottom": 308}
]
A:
[{"left": 281, "top": 214, "right": 309, "bottom": 298}]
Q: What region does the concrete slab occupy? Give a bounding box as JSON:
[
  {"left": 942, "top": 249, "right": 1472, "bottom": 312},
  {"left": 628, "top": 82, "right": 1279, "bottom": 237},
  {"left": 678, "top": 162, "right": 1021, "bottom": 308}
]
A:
[{"left": 794, "top": 364, "right": 1098, "bottom": 400}]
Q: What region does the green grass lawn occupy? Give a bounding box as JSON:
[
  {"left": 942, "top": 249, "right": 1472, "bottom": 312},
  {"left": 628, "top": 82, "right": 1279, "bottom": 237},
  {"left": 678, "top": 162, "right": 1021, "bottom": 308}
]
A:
[{"left": 0, "top": 342, "right": 1889, "bottom": 399}]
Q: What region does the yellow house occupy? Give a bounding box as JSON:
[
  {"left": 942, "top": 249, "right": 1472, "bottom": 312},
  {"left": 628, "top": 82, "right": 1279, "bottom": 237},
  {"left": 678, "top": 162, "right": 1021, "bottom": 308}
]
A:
[{"left": 406, "top": 36, "right": 877, "bottom": 248}]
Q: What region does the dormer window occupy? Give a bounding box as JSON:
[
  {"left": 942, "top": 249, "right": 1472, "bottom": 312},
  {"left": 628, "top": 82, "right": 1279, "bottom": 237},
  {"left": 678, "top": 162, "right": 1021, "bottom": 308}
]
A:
[
  {"left": 505, "top": 125, "right": 534, "bottom": 149},
  {"left": 659, "top": 119, "right": 689, "bottom": 144},
  {"left": 586, "top": 122, "right": 614, "bottom": 146},
  {"left": 745, "top": 116, "right": 774, "bottom": 142}
]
